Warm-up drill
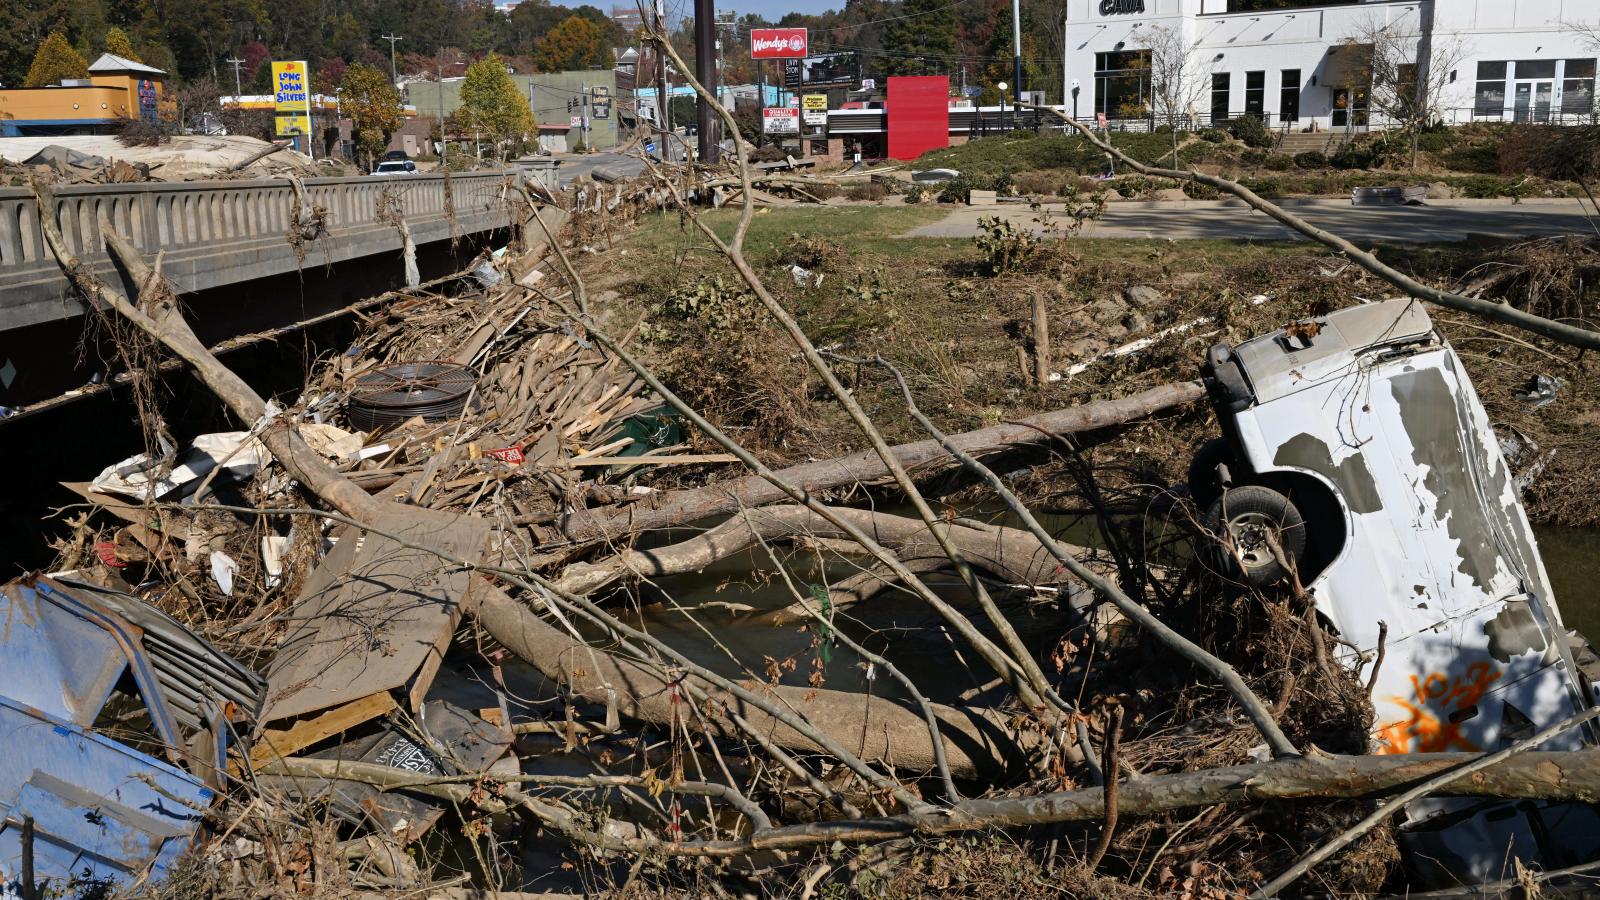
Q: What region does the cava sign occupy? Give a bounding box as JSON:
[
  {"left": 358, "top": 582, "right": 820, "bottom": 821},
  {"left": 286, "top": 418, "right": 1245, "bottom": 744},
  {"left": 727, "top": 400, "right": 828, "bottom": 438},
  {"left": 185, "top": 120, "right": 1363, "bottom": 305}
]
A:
[
  {"left": 750, "top": 27, "right": 808, "bottom": 59},
  {"left": 1099, "top": 0, "right": 1145, "bottom": 13}
]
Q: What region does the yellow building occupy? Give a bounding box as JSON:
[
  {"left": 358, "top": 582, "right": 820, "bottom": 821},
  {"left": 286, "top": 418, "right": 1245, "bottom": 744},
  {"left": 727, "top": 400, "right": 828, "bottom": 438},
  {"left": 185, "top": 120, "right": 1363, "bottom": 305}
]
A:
[{"left": 0, "top": 53, "right": 167, "bottom": 136}]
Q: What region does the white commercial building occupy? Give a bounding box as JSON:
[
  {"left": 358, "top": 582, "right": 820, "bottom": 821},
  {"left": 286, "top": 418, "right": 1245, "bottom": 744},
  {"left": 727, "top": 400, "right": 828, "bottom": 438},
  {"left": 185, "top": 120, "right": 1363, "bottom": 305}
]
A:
[{"left": 1062, "top": 0, "right": 1599, "bottom": 132}]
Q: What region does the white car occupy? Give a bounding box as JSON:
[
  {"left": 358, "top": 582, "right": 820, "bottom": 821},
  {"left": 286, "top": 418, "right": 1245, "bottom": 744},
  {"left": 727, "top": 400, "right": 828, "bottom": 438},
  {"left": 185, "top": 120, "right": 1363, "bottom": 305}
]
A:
[
  {"left": 1192, "top": 298, "right": 1600, "bottom": 886},
  {"left": 371, "top": 160, "right": 419, "bottom": 176}
]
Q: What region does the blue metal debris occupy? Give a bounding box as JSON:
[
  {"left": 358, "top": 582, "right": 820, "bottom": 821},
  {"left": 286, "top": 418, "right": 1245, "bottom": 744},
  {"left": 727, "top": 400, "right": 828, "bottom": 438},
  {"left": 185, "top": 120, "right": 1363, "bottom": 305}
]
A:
[{"left": 0, "top": 576, "right": 264, "bottom": 896}]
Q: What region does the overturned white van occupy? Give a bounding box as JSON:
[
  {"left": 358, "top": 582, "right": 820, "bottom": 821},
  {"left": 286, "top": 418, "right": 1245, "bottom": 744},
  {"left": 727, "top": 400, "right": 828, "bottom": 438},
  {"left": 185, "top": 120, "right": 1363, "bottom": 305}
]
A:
[{"left": 1192, "top": 298, "right": 1600, "bottom": 886}]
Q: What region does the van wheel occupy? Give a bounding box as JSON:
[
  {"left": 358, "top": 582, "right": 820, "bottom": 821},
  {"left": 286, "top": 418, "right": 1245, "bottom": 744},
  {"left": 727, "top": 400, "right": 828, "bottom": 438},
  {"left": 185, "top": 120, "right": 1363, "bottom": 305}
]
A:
[
  {"left": 1186, "top": 438, "right": 1236, "bottom": 508},
  {"left": 1204, "top": 485, "right": 1307, "bottom": 587}
]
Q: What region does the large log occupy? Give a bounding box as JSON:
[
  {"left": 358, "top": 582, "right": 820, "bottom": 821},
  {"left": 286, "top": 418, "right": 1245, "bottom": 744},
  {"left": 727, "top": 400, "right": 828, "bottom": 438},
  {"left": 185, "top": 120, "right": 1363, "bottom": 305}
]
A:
[
  {"left": 561, "top": 381, "right": 1206, "bottom": 543},
  {"left": 472, "top": 579, "right": 1045, "bottom": 779}
]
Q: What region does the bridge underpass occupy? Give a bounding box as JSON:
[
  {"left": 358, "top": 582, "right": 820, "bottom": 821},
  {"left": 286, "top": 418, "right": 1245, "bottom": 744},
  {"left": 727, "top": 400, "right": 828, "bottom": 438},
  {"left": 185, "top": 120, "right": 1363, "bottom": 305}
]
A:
[{"left": 0, "top": 171, "right": 520, "bottom": 411}]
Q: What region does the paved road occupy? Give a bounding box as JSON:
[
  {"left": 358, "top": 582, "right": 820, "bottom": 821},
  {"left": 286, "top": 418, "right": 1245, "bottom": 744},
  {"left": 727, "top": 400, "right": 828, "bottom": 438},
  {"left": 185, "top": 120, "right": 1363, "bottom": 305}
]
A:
[
  {"left": 554, "top": 151, "right": 647, "bottom": 186},
  {"left": 902, "top": 198, "right": 1597, "bottom": 243}
]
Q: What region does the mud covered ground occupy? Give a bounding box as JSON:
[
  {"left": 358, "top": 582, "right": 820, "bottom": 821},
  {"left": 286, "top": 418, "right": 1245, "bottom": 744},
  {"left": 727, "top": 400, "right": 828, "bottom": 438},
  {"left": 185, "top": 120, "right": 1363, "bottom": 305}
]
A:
[{"left": 594, "top": 205, "right": 1600, "bottom": 529}]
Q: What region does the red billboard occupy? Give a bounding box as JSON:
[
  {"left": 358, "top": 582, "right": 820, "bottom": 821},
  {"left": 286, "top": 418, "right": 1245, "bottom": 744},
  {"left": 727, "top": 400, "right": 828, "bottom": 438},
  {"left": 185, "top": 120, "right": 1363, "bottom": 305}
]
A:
[
  {"left": 887, "top": 76, "right": 950, "bottom": 161},
  {"left": 750, "top": 28, "right": 808, "bottom": 59}
]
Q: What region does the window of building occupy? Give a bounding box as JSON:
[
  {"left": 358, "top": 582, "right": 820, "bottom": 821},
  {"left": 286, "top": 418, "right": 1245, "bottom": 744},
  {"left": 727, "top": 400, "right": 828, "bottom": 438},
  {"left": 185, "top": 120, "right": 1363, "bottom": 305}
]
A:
[
  {"left": 1564, "top": 58, "right": 1596, "bottom": 115},
  {"left": 1475, "top": 60, "right": 1507, "bottom": 118},
  {"left": 1095, "top": 49, "right": 1152, "bottom": 118},
  {"left": 1514, "top": 60, "right": 1557, "bottom": 80},
  {"left": 1211, "top": 72, "right": 1230, "bottom": 123},
  {"left": 1279, "top": 69, "right": 1300, "bottom": 122},
  {"left": 1244, "top": 71, "right": 1265, "bottom": 118}
]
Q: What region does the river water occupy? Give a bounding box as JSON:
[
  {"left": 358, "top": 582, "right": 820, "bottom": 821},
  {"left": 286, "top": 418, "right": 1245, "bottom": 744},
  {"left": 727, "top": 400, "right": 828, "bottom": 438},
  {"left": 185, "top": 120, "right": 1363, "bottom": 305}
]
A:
[{"left": 609, "top": 519, "right": 1600, "bottom": 705}]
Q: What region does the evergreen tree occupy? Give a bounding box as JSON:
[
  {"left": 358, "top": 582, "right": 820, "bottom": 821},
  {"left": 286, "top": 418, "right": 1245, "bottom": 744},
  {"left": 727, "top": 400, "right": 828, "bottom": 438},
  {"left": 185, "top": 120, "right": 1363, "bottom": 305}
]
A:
[
  {"left": 457, "top": 53, "right": 535, "bottom": 159},
  {"left": 105, "top": 26, "right": 140, "bottom": 61},
  {"left": 25, "top": 31, "right": 90, "bottom": 87},
  {"left": 881, "top": 0, "right": 954, "bottom": 77}
]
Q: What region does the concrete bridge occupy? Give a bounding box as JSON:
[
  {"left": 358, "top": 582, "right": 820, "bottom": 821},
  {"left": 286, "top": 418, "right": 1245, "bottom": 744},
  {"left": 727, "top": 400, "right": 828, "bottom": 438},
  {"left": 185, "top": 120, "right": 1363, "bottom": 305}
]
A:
[{"left": 0, "top": 171, "right": 519, "bottom": 408}]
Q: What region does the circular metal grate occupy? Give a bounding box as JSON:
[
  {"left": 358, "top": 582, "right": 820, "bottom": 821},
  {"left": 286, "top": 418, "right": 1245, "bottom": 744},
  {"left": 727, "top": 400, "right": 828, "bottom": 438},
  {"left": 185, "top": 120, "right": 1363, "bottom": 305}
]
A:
[{"left": 347, "top": 361, "right": 477, "bottom": 430}]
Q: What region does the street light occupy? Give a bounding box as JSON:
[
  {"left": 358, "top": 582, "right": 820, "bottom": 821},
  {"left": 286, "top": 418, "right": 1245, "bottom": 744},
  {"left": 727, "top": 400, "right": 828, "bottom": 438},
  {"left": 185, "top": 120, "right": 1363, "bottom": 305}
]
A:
[{"left": 997, "top": 81, "right": 1008, "bottom": 132}]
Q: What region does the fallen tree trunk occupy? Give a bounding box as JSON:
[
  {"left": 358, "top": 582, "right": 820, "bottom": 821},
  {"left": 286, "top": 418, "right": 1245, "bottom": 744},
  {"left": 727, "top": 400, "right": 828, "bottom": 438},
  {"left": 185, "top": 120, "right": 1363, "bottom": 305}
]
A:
[
  {"left": 554, "top": 504, "right": 1099, "bottom": 621},
  {"left": 560, "top": 381, "right": 1205, "bottom": 544},
  {"left": 472, "top": 579, "right": 1047, "bottom": 778}
]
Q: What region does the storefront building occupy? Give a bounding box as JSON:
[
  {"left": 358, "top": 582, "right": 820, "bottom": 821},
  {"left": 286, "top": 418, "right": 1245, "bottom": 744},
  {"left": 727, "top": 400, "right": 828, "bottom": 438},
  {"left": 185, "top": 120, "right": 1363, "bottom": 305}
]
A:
[{"left": 1063, "top": 0, "right": 1598, "bottom": 131}]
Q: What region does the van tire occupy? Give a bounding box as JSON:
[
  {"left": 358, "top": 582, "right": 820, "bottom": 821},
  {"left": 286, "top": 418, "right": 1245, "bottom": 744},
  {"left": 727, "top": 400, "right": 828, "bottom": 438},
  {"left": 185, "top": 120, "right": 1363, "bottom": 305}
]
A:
[
  {"left": 1187, "top": 438, "right": 1236, "bottom": 508},
  {"left": 1204, "top": 485, "right": 1307, "bottom": 587}
]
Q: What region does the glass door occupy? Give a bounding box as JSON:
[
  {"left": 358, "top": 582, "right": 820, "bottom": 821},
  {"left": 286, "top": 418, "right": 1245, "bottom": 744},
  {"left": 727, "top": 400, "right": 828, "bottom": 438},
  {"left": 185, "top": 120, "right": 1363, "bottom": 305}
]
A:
[{"left": 1515, "top": 82, "right": 1554, "bottom": 122}]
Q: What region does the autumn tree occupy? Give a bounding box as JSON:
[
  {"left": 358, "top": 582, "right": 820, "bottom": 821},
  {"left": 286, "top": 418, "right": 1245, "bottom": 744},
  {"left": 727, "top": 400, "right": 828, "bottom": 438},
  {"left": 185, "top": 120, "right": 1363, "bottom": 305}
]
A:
[
  {"left": 534, "top": 15, "right": 612, "bottom": 73},
  {"left": 341, "top": 62, "right": 402, "bottom": 169},
  {"left": 458, "top": 53, "right": 535, "bottom": 159},
  {"left": 1143, "top": 23, "right": 1215, "bottom": 161},
  {"left": 105, "top": 26, "right": 140, "bottom": 61},
  {"left": 25, "top": 31, "right": 90, "bottom": 87}
]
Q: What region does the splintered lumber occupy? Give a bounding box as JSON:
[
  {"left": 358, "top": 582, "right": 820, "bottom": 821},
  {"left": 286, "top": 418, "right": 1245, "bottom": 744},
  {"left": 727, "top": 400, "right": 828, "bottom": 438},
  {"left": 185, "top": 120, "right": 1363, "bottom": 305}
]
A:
[{"left": 561, "top": 381, "right": 1207, "bottom": 543}]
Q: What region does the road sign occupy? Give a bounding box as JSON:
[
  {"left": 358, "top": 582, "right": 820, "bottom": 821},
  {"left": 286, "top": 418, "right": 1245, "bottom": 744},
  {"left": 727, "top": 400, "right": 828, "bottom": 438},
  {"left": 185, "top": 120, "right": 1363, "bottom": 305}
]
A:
[
  {"left": 592, "top": 98, "right": 612, "bottom": 119},
  {"left": 861, "top": 78, "right": 876, "bottom": 91},
  {"left": 750, "top": 28, "right": 807, "bottom": 59},
  {"left": 801, "top": 93, "right": 827, "bottom": 127},
  {"left": 570, "top": 115, "right": 585, "bottom": 128},
  {"left": 762, "top": 107, "right": 800, "bottom": 134}
]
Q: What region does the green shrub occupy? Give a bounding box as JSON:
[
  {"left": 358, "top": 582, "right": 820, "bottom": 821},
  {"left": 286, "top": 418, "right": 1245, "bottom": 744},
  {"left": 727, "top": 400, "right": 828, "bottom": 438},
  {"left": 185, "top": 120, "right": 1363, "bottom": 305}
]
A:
[
  {"left": 1458, "top": 175, "right": 1507, "bottom": 198},
  {"left": 1182, "top": 180, "right": 1221, "bottom": 200},
  {"left": 1240, "top": 177, "right": 1285, "bottom": 198},
  {"left": 1200, "top": 128, "right": 1227, "bottom": 143},
  {"left": 1227, "top": 115, "right": 1275, "bottom": 149},
  {"left": 1416, "top": 131, "right": 1450, "bottom": 153},
  {"left": 974, "top": 215, "right": 1041, "bottom": 274},
  {"left": 937, "top": 172, "right": 1014, "bottom": 203},
  {"left": 1330, "top": 142, "right": 1376, "bottom": 170},
  {"left": 1240, "top": 148, "right": 1268, "bottom": 167},
  {"left": 1293, "top": 150, "right": 1328, "bottom": 169},
  {"left": 1264, "top": 154, "right": 1294, "bottom": 171},
  {"left": 1442, "top": 142, "right": 1501, "bottom": 174},
  {"left": 1111, "top": 175, "right": 1157, "bottom": 198}
]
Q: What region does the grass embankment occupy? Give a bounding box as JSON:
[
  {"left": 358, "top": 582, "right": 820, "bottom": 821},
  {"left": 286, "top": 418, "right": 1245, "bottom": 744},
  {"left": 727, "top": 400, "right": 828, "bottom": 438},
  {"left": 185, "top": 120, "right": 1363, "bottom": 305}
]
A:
[
  {"left": 909, "top": 126, "right": 1584, "bottom": 201},
  {"left": 599, "top": 204, "right": 1600, "bottom": 527}
]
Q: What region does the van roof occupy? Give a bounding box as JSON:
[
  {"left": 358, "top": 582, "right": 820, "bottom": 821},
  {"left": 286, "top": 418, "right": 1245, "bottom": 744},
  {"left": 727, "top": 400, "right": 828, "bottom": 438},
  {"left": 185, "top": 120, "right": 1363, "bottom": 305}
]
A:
[{"left": 1233, "top": 298, "right": 1436, "bottom": 404}]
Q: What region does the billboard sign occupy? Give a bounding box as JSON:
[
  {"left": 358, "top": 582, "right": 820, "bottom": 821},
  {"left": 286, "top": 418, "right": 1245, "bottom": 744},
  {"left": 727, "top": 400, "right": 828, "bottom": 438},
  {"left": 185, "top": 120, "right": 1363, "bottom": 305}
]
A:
[
  {"left": 750, "top": 28, "right": 808, "bottom": 59},
  {"left": 271, "top": 60, "right": 313, "bottom": 144},
  {"left": 783, "top": 52, "right": 858, "bottom": 90},
  {"left": 801, "top": 93, "right": 828, "bottom": 127},
  {"left": 763, "top": 107, "right": 800, "bottom": 134}
]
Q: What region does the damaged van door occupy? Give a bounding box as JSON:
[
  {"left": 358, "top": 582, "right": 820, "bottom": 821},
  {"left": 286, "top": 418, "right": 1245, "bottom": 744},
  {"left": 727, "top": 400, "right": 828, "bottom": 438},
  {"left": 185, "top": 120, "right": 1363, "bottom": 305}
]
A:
[
  {"left": 1192, "top": 298, "right": 1600, "bottom": 887},
  {"left": 0, "top": 575, "right": 264, "bottom": 896}
]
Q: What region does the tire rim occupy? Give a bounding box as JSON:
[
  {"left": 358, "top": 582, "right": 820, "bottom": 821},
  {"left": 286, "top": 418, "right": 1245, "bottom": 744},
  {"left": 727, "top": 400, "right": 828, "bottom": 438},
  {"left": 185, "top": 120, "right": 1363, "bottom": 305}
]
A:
[{"left": 1226, "top": 511, "right": 1283, "bottom": 571}]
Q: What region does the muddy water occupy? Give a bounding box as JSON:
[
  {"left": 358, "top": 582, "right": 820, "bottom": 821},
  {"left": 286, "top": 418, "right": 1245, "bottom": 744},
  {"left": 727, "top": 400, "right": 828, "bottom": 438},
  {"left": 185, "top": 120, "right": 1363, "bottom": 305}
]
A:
[
  {"left": 1536, "top": 526, "right": 1600, "bottom": 638},
  {"left": 609, "top": 520, "right": 1600, "bottom": 704}
]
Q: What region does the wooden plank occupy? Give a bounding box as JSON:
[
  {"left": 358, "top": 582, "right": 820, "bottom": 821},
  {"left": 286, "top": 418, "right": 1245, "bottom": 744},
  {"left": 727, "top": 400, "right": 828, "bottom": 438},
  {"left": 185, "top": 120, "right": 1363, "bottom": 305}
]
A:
[{"left": 249, "top": 691, "right": 398, "bottom": 766}]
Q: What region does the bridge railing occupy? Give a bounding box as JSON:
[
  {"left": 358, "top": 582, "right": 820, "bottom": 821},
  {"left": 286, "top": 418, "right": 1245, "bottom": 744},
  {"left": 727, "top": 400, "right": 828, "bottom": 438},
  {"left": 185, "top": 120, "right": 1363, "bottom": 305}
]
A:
[{"left": 0, "top": 171, "right": 518, "bottom": 270}]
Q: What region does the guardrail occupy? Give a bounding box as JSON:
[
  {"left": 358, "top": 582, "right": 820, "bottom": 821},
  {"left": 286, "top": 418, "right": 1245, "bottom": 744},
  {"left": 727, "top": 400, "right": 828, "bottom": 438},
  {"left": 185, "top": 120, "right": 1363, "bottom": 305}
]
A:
[
  {"left": 0, "top": 171, "right": 519, "bottom": 332},
  {"left": 0, "top": 171, "right": 517, "bottom": 269}
]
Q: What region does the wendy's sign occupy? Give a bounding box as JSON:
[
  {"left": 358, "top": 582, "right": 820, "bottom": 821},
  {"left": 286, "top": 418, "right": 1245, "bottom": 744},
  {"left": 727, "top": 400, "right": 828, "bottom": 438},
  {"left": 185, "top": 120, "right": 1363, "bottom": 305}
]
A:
[{"left": 750, "top": 28, "right": 808, "bottom": 59}]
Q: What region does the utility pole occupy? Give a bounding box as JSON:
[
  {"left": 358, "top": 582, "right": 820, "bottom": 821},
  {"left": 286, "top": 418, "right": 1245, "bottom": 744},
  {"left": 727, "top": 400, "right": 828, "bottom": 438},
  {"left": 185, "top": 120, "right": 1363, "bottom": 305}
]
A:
[
  {"left": 225, "top": 56, "right": 244, "bottom": 98},
  {"left": 693, "top": 0, "right": 720, "bottom": 162},
  {"left": 654, "top": 0, "right": 671, "bottom": 160},
  {"left": 1011, "top": 0, "right": 1023, "bottom": 111},
  {"left": 381, "top": 33, "right": 403, "bottom": 84},
  {"left": 437, "top": 47, "right": 447, "bottom": 166}
]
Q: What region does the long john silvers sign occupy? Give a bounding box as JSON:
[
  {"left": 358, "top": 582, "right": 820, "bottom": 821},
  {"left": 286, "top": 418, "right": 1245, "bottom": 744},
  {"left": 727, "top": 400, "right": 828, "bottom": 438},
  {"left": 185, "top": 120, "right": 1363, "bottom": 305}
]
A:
[
  {"left": 750, "top": 27, "right": 809, "bottom": 59},
  {"left": 1100, "top": 0, "right": 1145, "bottom": 13}
]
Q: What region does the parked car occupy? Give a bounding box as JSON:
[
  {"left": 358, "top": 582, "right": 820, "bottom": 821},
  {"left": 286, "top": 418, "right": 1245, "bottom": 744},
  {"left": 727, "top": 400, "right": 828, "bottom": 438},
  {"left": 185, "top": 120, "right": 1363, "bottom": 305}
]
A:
[
  {"left": 372, "top": 159, "right": 419, "bottom": 176},
  {"left": 0, "top": 575, "right": 264, "bottom": 895},
  {"left": 1191, "top": 298, "right": 1600, "bottom": 886}
]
